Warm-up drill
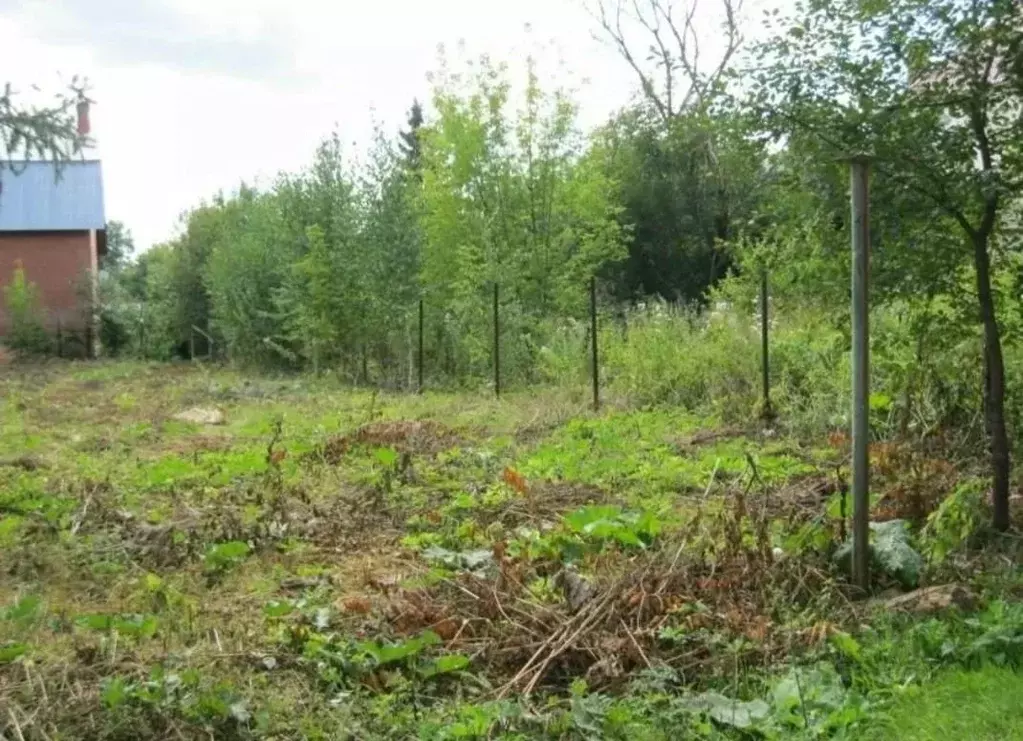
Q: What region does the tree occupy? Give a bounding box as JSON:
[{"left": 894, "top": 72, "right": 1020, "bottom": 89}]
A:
[
  {"left": 2, "top": 263, "right": 50, "bottom": 353},
  {"left": 281, "top": 224, "right": 338, "bottom": 373},
  {"left": 419, "top": 53, "right": 626, "bottom": 381},
  {"left": 589, "top": 0, "right": 766, "bottom": 304},
  {"left": 595, "top": 108, "right": 765, "bottom": 302},
  {"left": 589, "top": 0, "right": 743, "bottom": 122},
  {"left": 753, "top": 0, "right": 1023, "bottom": 530},
  {"left": 399, "top": 99, "right": 425, "bottom": 175},
  {"left": 102, "top": 220, "right": 135, "bottom": 272},
  {"left": 1, "top": 79, "right": 89, "bottom": 164}
]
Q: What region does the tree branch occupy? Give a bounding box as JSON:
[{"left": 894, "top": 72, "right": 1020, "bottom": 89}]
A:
[
  {"left": 589, "top": 0, "right": 743, "bottom": 119},
  {"left": 590, "top": 0, "right": 670, "bottom": 121},
  {"left": 633, "top": 0, "right": 674, "bottom": 116}
]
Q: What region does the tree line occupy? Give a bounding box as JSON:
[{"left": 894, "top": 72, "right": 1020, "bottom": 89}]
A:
[{"left": 5, "top": 0, "right": 1023, "bottom": 529}]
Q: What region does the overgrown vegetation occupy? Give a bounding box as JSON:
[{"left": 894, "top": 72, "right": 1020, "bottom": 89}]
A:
[
  {"left": 3, "top": 0, "right": 1023, "bottom": 736},
  {"left": 0, "top": 363, "right": 1021, "bottom": 739},
  {"left": 2, "top": 264, "right": 50, "bottom": 355}
]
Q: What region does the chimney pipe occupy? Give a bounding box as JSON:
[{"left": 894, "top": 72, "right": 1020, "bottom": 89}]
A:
[{"left": 76, "top": 98, "right": 91, "bottom": 136}]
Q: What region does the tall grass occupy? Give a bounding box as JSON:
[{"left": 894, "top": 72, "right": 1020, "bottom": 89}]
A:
[{"left": 535, "top": 293, "right": 1007, "bottom": 454}]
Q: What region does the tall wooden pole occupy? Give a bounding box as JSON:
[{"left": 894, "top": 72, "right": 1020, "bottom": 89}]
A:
[
  {"left": 493, "top": 282, "right": 500, "bottom": 398},
  {"left": 850, "top": 157, "right": 871, "bottom": 592},
  {"left": 590, "top": 276, "right": 600, "bottom": 411},
  {"left": 417, "top": 298, "right": 424, "bottom": 394},
  {"left": 760, "top": 270, "right": 771, "bottom": 419}
]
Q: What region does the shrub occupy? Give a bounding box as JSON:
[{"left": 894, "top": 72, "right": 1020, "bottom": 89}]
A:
[{"left": 2, "top": 264, "right": 51, "bottom": 354}]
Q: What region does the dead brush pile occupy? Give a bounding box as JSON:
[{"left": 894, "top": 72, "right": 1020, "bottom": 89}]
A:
[
  {"left": 340, "top": 486, "right": 850, "bottom": 696},
  {"left": 315, "top": 420, "right": 465, "bottom": 464}
]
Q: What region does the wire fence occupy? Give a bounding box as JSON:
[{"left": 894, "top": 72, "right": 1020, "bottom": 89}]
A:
[{"left": 116, "top": 275, "right": 777, "bottom": 418}]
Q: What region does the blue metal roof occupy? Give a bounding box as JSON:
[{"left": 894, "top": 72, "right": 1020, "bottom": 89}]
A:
[{"left": 0, "top": 161, "right": 105, "bottom": 231}]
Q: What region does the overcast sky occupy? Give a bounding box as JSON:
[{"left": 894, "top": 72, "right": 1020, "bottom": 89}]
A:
[{"left": 0, "top": 0, "right": 769, "bottom": 250}]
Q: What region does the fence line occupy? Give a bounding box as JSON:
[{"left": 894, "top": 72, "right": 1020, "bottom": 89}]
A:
[{"left": 70, "top": 275, "right": 787, "bottom": 419}]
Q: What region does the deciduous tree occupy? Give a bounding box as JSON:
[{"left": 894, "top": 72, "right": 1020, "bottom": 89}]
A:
[{"left": 753, "top": 0, "right": 1023, "bottom": 529}]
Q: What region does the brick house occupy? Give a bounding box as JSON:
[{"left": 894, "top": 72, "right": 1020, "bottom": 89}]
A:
[{"left": 0, "top": 158, "right": 107, "bottom": 339}]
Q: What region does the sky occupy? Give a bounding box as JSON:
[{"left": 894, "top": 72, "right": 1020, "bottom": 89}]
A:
[{"left": 0, "top": 0, "right": 769, "bottom": 251}]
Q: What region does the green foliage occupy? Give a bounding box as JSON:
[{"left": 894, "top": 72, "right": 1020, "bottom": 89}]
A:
[
  {"left": 203, "top": 541, "right": 251, "bottom": 574},
  {"left": 0, "top": 79, "right": 88, "bottom": 162},
  {"left": 76, "top": 613, "right": 160, "bottom": 639},
  {"left": 861, "top": 666, "right": 1023, "bottom": 741},
  {"left": 2, "top": 264, "right": 51, "bottom": 354},
  {"left": 102, "top": 220, "right": 135, "bottom": 272},
  {"left": 106, "top": 52, "right": 623, "bottom": 385},
  {"left": 356, "top": 630, "right": 441, "bottom": 668},
  {"left": 563, "top": 504, "right": 660, "bottom": 549},
  {"left": 2, "top": 595, "right": 41, "bottom": 630},
  {"left": 834, "top": 520, "right": 923, "bottom": 588},
  {"left": 595, "top": 109, "right": 764, "bottom": 303},
  {"left": 99, "top": 666, "right": 257, "bottom": 735},
  {"left": 921, "top": 479, "right": 990, "bottom": 564}
]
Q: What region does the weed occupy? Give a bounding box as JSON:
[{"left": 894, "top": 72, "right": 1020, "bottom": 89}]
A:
[{"left": 0, "top": 361, "right": 1019, "bottom": 739}]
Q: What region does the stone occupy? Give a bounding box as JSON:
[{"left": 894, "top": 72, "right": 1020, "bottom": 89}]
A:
[
  {"left": 555, "top": 567, "right": 594, "bottom": 612},
  {"left": 884, "top": 583, "right": 976, "bottom": 614},
  {"left": 173, "top": 407, "right": 226, "bottom": 425}
]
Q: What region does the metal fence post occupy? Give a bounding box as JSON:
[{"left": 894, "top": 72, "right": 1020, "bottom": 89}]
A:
[
  {"left": 760, "top": 270, "right": 772, "bottom": 419},
  {"left": 590, "top": 276, "right": 599, "bottom": 411},
  {"left": 850, "top": 156, "right": 872, "bottom": 592},
  {"left": 492, "top": 283, "right": 500, "bottom": 398},
  {"left": 418, "top": 298, "right": 425, "bottom": 394}
]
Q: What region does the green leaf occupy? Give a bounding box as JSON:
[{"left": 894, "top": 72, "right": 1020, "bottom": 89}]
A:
[
  {"left": 565, "top": 505, "right": 623, "bottom": 533},
  {"left": 77, "top": 613, "right": 114, "bottom": 631},
  {"left": 872, "top": 520, "right": 922, "bottom": 588},
  {"left": 681, "top": 691, "right": 770, "bottom": 729},
  {"left": 263, "top": 601, "right": 294, "bottom": 618},
  {"left": 3, "top": 594, "right": 41, "bottom": 626},
  {"left": 420, "top": 653, "right": 470, "bottom": 678},
  {"left": 359, "top": 630, "right": 441, "bottom": 666},
  {"left": 204, "top": 540, "right": 251, "bottom": 569},
  {"left": 833, "top": 519, "right": 922, "bottom": 588},
  {"left": 869, "top": 393, "right": 891, "bottom": 412},
  {"left": 0, "top": 642, "right": 28, "bottom": 663},
  {"left": 829, "top": 630, "right": 862, "bottom": 662},
  {"left": 101, "top": 677, "right": 130, "bottom": 708},
  {"left": 113, "top": 614, "right": 159, "bottom": 639},
  {"left": 374, "top": 447, "right": 399, "bottom": 467}
]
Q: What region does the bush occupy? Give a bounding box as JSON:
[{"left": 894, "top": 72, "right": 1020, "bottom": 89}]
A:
[{"left": 2, "top": 264, "right": 51, "bottom": 355}]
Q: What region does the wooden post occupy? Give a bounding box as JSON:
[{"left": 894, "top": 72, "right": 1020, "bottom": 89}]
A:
[
  {"left": 850, "top": 156, "right": 871, "bottom": 592},
  {"left": 418, "top": 298, "right": 424, "bottom": 394},
  {"left": 56, "top": 317, "right": 63, "bottom": 358},
  {"left": 493, "top": 282, "right": 500, "bottom": 398},
  {"left": 590, "top": 276, "right": 600, "bottom": 411},
  {"left": 760, "top": 270, "right": 772, "bottom": 419}
]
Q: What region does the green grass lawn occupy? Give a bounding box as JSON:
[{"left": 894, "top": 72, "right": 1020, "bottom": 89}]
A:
[{"left": 862, "top": 666, "right": 1023, "bottom": 740}]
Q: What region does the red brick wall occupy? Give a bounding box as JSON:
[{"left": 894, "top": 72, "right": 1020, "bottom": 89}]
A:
[{"left": 0, "top": 231, "right": 96, "bottom": 334}]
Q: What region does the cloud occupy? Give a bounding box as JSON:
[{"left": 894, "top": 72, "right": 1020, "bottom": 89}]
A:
[{"left": 0, "top": 0, "right": 300, "bottom": 83}]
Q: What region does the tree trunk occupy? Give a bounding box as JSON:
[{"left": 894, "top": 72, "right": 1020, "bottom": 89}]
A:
[{"left": 973, "top": 232, "right": 1011, "bottom": 531}]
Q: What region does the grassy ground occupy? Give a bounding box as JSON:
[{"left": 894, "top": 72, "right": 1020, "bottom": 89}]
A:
[
  {"left": 862, "top": 666, "right": 1023, "bottom": 740},
  {"left": 0, "top": 361, "right": 1020, "bottom": 739}
]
